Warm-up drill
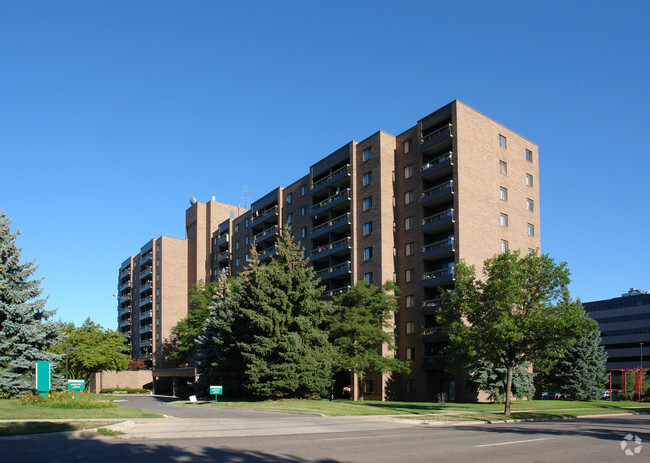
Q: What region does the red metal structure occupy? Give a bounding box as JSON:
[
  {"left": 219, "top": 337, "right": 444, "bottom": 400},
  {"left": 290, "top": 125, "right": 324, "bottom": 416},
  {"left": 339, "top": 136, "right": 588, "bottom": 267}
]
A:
[{"left": 609, "top": 368, "right": 650, "bottom": 401}]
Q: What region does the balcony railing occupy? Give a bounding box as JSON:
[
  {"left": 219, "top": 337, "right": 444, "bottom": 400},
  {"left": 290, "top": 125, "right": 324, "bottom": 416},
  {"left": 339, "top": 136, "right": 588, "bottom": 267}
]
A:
[
  {"left": 260, "top": 246, "right": 277, "bottom": 260},
  {"left": 140, "top": 324, "right": 153, "bottom": 334},
  {"left": 422, "top": 209, "right": 454, "bottom": 226},
  {"left": 422, "top": 237, "right": 454, "bottom": 254},
  {"left": 119, "top": 267, "right": 131, "bottom": 278},
  {"left": 253, "top": 225, "right": 278, "bottom": 243},
  {"left": 323, "top": 285, "right": 351, "bottom": 298},
  {"left": 139, "top": 309, "right": 153, "bottom": 320},
  {"left": 422, "top": 298, "right": 442, "bottom": 309},
  {"left": 140, "top": 253, "right": 153, "bottom": 265},
  {"left": 118, "top": 280, "right": 131, "bottom": 291},
  {"left": 422, "top": 327, "right": 446, "bottom": 336},
  {"left": 314, "top": 261, "right": 350, "bottom": 278},
  {"left": 310, "top": 237, "right": 350, "bottom": 256},
  {"left": 139, "top": 266, "right": 152, "bottom": 278},
  {"left": 139, "top": 339, "right": 152, "bottom": 348},
  {"left": 251, "top": 205, "right": 278, "bottom": 224},
  {"left": 422, "top": 180, "right": 453, "bottom": 198},
  {"left": 421, "top": 123, "right": 451, "bottom": 144},
  {"left": 311, "top": 164, "right": 350, "bottom": 190},
  {"left": 422, "top": 267, "right": 455, "bottom": 281},
  {"left": 311, "top": 212, "right": 350, "bottom": 234},
  {"left": 311, "top": 188, "right": 350, "bottom": 212},
  {"left": 421, "top": 151, "right": 452, "bottom": 171},
  {"left": 119, "top": 318, "right": 131, "bottom": 328},
  {"left": 138, "top": 296, "right": 152, "bottom": 307}
]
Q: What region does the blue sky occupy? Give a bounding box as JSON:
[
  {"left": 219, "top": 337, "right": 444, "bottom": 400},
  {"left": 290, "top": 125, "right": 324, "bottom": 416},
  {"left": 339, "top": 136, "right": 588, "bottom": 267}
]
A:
[{"left": 1, "top": 1, "right": 648, "bottom": 330}]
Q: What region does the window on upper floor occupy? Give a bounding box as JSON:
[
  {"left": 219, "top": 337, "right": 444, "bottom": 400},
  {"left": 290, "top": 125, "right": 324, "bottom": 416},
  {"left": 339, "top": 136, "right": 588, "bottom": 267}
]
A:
[
  {"left": 364, "top": 247, "right": 373, "bottom": 261},
  {"left": 527, "top": 198, "right": 534, "bottom": 211},
  {"left": 405, "top": 295, "right": 414, "bottom": 308},
  {"left": 501, "top": 239, "right": 509, "bottom": 252},
  {"left": 500, "top": 213, "right": 509, "bottom": 227},
  {"left": 245, "top": 236, "right": 249, "bottom": 245},
  {"left": 301, "top": 185, "right": 306, "bottom": 196},
  {"left": 500, "top": 160, "right": 507, "bottom": 175},
  {"left": 526, "top": 174, "right": 534, "bottom": 187},
  {"left": 287, "top": 193, "right": 293, "bottom": 204},
  {"left": 235, "top": 224, "right": 239, "bottom": 233},
  {"left": 301, "top": 227, "right": 306, "bottom": 238},
  {"left": 363, "top": 172, "right": 372, "bottom": 186},
  {"left": 405, "top": 347, "right": 415, "bottom": 361},
  {"left": 405, "top": 242, "right": 414, "bottom": 256},
  {"left": 301, "top": 205, "right": 306, "bottom": 217},
  {"left": 404, "top": 191, "right": 414, "bottom": 205},
  {"left": 363, "top": 196, "right": 372, "bottom": 211},
  {"left": 245, "top": 218, "right": 249, "bottom": 228},
  {"left": 499, "top": 134, "right": 507, "bottom": 148},
  {"left": 405, "top": 216, "right": 413, "bottom": 230},
  {"left": 526, "top": 149, "right": 533, "bottom": 162},
  {"left": 527, "top": 223, "right": 535, "bottom": 236},
  {"left": 287, "top": 213, "right": 293, "bottom": 224},
  {"left": 405, "top": 321, "right": 415, "bottom": 334},
  {"left": 500, "top": 187, "right": 508, "bottom": 201},
  {"left": 364, "top": 272, "right": 373, "bottom": 284},
  {"left": 403, "top": 139, "right": 411, "bottom": 154},
  {"left": 235, "top": 240, "right": 240, "bottom": 250},
  {"left": 364, "top": 221, "right": 372, "bottom": 236},
  {"left": 363, "top": 147, "right": 372, "bottom": 161},
  {"left": 404, "top": 165, "right": 413, "bottom": 179},
  {"left": 405, "top": 268, "right": 414, "bottom": 283}
]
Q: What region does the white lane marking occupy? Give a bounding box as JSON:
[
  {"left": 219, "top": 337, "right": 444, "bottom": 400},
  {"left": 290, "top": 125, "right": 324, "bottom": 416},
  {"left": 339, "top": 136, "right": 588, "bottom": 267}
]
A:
[
  {"left": 474, "top": 437, "right": 553, "bottom": 447},
  {"left": 314, "top": 436, "right": 377, "bottom": 442}
]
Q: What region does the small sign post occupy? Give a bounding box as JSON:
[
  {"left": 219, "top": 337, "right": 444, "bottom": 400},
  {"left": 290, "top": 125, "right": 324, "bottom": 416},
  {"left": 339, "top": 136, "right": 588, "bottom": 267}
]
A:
[
  {"left": 209, "top": 385, "right": 223, "bottom": 404},
  {"left": 35, "top": 361, "right": 51, "bottom": 398},
  {"left": 67, "top": 379, "right": 85, "bottom": 399}
]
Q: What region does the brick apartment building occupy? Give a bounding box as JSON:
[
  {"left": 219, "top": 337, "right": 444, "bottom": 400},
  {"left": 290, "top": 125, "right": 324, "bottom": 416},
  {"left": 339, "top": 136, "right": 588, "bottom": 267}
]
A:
[{"left": 117, "top": 100, "right": 540, "bottom": 400}]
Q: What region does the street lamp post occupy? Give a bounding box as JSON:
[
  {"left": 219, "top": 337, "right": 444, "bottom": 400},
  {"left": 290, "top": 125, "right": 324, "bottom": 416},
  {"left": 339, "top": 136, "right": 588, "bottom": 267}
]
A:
[{"left": 65, "top": 347, "right": 80, "bottom": 382}]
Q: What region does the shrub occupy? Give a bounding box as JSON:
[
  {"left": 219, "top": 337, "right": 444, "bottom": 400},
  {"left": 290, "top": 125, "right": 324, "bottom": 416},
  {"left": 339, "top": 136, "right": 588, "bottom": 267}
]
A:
[
  {"left": 19, "top": 391, "right": 116, "bottom": 408},
  {"left": 100, "top": 387, "right": 150, "bottom": 394}
]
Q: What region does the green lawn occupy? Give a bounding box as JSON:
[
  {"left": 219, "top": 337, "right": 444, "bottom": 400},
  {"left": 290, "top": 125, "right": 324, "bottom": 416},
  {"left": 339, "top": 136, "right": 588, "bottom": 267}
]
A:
[
  {"left": 181, "top": 398, "right": 650, "bottom": 418},
  {"left": 0, "top": 397, "right": 162, "bottom": 420},
  {"left": 0, "top": 421, "right": 117, "bottom": 437}
]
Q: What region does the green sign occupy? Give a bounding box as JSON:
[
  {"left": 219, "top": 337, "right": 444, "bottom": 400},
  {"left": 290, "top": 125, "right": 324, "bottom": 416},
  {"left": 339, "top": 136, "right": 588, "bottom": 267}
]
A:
[
  {"left": 209, "top": 385, "right": 223, "bottom": 404},
  {"left": 67, "top": 380, "right": 85, "bottom": 391},
  {"left": 35, "top": 361, "right": 51, "bottom": 397}
]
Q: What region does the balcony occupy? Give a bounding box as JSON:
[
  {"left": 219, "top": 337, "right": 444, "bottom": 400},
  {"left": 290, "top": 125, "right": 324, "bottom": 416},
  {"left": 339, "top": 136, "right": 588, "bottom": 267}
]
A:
[
  {"left": 311, "top": 164, "right": 350, "bottom": 195},
  {"left": 119, "top": 318, "right": 131, "bottom": 328},
  {"left": 119, "top": 267, "right": 131, "bottom": 278},
  {"left": 314, "top": 261, "right": 351, "bottom": 280},
  {"left": 253, "top": 225, "right": 279, "bottom": 244},
  {"left": 138, "top": 296, "right": 152, "bottom": 307},
  {"left": 140, "top": 324, "right": 152, "bottom": 334},
  {"left": 251, "top": 205, "right": 279, "bottom": 227},
  {"left": 421, "top": 180, "right": 453, "bottom": 207},
  {"left": 118, "top": 280, "right": 131, "bottom": 292},
  {"left": 139, "top": 282, "right": 152, "bottom": 294},
  {"left": 140, "top": 253, "right": 153, "bottom": 265},
  {"left": 422, "top": 298, "right": 443, "bottom": 313},
  {"left": 118, "top": 305, "right": 131, "bottom": 316},
  {"left": 310, "top": 237, "right": 350, "bottom": 262},
  {"left": 422, "top": 267, "right": 455, "bottom": 287},
  {"left": 311, "top": 212, "right": 351, "bottom": 239},
  {"left": 421, "top": 326, "right": 447, "bottom": 341},
  {"left": 420, "top": 151, "right": 453, "bottom": 180},
  {"left": 118, "top": 294, "right": 131, "bottom": 304},
  {"left": 422, "top": 208, "right": 454, "bottom": 233},
  {"left": 139, "top": 309, "right": 153, "bottom": 320},
  {"left": 323, "top": 285, "right": 351, "bottom": 299},
  {"left": 218, "top": 251, "right": 230, "bottom": 263},
  {"left": 139, "top": 339, "right": 152, "bottom": 348},
  {"left": 423, "top": 354, "right": 446, "bottom": 369},
  {"left": 217, "top": 233, "right": 229, "bottom": 246},
  {"left": 311, "top": 189, "right": 350, "bottom": 217},
  {"left": 422, "top": 236, "right": 455, "bottom": 260},
  {"left": 139, "top": 266, "right": 152, "bottom": 279},
  {"left": 420, "top": 123, "right": 452, "bottom": 153},
  {"left": 260, "top": 246, "right": 277, "bottom": 261}
]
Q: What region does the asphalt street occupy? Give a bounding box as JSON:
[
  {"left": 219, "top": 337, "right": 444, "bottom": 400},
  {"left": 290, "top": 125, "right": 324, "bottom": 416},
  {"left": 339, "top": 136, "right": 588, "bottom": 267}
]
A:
[{"left": 2, "top": 396, "right": 649, "bottom": 462}]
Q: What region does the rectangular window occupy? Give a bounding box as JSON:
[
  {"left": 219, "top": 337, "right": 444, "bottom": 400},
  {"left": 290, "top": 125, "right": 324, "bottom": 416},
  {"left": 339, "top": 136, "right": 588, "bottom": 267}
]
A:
[
  {"left": 287, "top": 213, "right": 293, "bottom": 224},
  {"left": 235, "top": 257, "right": 240, "bottom": 266},
  {"left": 499, "top": 160, "right": 507, "bottom": 175},
  {"left": 403, "top": 139, "right": 411, "bottom": 154},
  {"left": 526, "top": 174, "right": 534, "bottom": 187},
  {"left": 245, "top": 253, "right": 250, "bottom": 263},
  {"left": 235, "top": 224, "right": 239, "bottom": 233},
  {"left": 405, "top": 321, "right": 415, "bottom": 334},
  {"left": 526, "top": 149, "right": 533, "bottom": 162},
  {"left": 499, "top": 134, "right": 507, "bottom": 148},
  {"left": 363, "top": 147, "right": 372, "bottom": 161},
  {"left": 405, "top": 347, "right": 415, "bottom": 361},
  {"left": 302, "top": 249, "right": 307, "bottom": 258},
  {"left": 406, "top": 380, "right": 414, "bottom": 393},
  {"left": 501, "top": 239, "right": 509, "bottom": 252},
  {"left": 404, "top": 191, "right": 413, "bottom": 205},
  {"left": 287, "top": 193, "right": 293, "bottom": 204},
  {"left": 405, "top": 242, "right": 413, "bottom": 256},
  {"left": 301, "top": 185, "right": 306, "bottom": 196},
  {"left": 364, "top": 247, "right": 373, "bottom": 261},
  {"left": 527, "top": 198, "right": 534, "bottom": 211},
  {"left": 364, "top": 221, "right": 372, "bottom": 236},
  {"left": 363, "top": 172, "right": 372, "bottom": 186},
  {"left": 364, "top": 272, "right": 373, "bottom": 284},
  {"left": 404, "top": 216, "right": 413, "bottom": 230},
  {"left": 405, "top": 268, "right": 414, "bottom": 283},
  {"left": 404, "top": 165, "right": 413, "bottom": 179},
  {"left": 245, "top": 219, "right": 249, "bottom": 228},
  {"left": 364, "top": 380, "right": 374, "bottom": 393},
  {"left": 500, "top": 187, "right": 508, "bottom": 201},
  {"left": 301, "top": 206, "right": 306, "bottom": 217},
  {"left": 528, "top": 223, "right": 535, "bottom": 236},
  {"left": 363, "top": 196, "right": 372, "bottom": 211},
  {"left": 405, "top": 295, "right": 414, "bottom": 308},
  {"left": 235, "top": 240, "right": 240, "bottom": 250},
  {"left": 245, "top": 236, "right": 249, "bottom": 245},
  {"left": 500, "top": 213, "right": 509, "bottom": 227},
  {"left": 301, "top": 227, "right": 306, "bottom": 238}
]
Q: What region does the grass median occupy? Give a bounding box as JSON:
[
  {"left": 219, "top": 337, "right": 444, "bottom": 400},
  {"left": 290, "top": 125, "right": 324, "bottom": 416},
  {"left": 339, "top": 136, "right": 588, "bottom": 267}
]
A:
[
  {"left": 0, "top": 393, "right": 162, "bottom": 437},
  {"left": 181, "top": 397, "right": 650, "bottom": 419}
]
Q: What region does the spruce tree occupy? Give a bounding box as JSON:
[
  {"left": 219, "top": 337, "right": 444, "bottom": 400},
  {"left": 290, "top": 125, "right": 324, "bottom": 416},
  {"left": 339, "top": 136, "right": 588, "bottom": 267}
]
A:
[
  {"left": 467, "top": 359, "right": 535, "bottom": 403},
  {"left": 546, "top": 329, "right": 608, "bottom": 400},
  {"left": 0, "top": 210, "right": 63, "bottom": 396}
]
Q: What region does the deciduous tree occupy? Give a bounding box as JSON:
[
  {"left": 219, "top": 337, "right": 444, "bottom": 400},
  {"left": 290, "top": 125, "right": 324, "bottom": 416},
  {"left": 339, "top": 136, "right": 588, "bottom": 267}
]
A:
[{"left": 441, "top": 250, "right": 597, "bottom": 414}]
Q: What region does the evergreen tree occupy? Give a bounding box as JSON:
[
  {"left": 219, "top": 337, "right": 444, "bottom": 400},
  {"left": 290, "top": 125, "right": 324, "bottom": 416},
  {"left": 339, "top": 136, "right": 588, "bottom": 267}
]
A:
[
  {"left": 545, "top": 329, "right": 608, "bottom": 400},
  {"left": 0, "top": 210, "right": 64, "bottom": 396},
  {"left": 196, "top": 230, "right": 336, "bottom": 399},
  {"left": 467, "top": 359, "right": 535, "bottom": 403},
  {"left": 330, "top": 280, "right": 410, "bottom": 401}
]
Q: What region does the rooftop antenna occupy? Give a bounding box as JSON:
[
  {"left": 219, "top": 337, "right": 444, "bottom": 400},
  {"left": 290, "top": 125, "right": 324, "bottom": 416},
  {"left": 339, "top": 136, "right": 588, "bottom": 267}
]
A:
[{"left": 240, "top": 186, "right": 250, "bottom": 210}]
